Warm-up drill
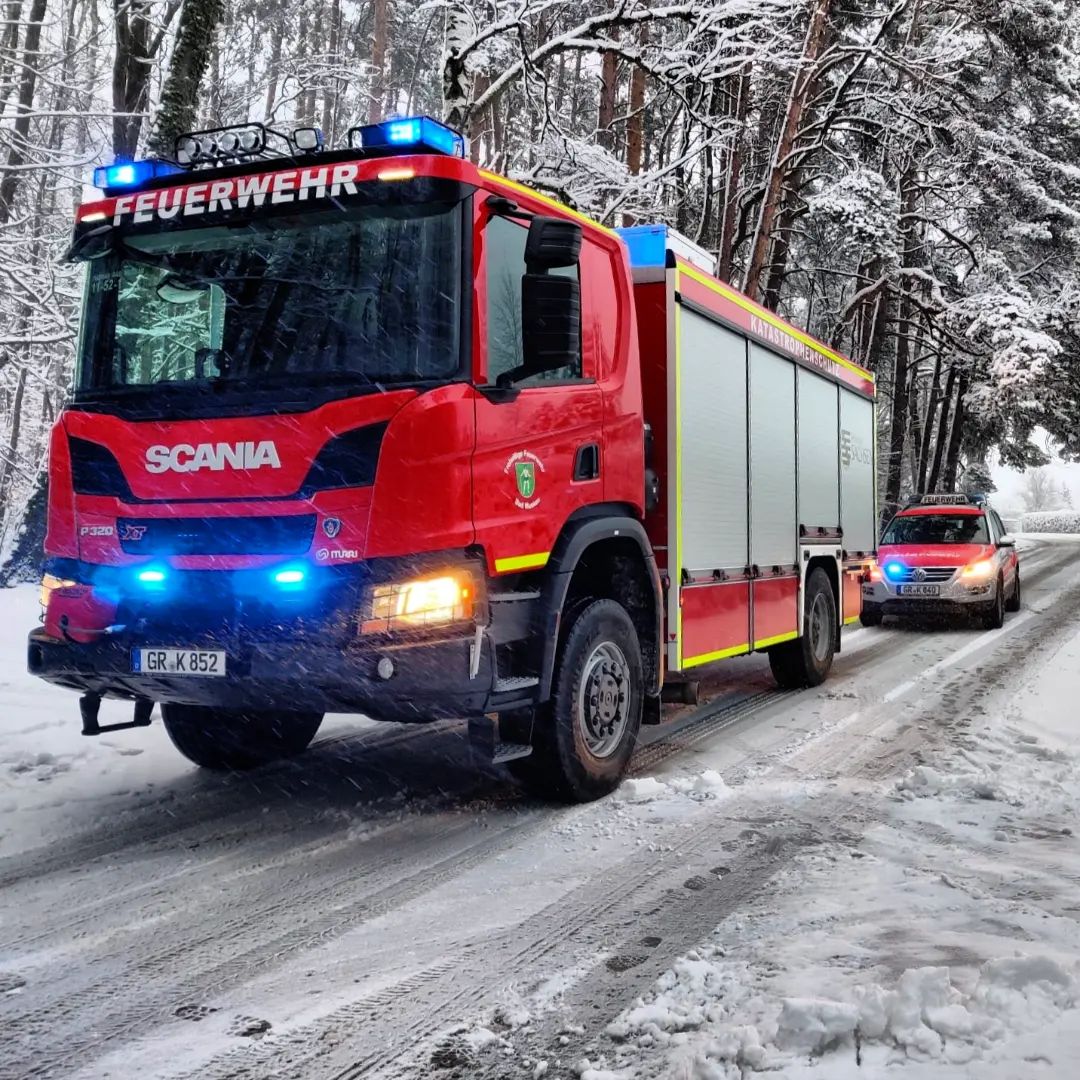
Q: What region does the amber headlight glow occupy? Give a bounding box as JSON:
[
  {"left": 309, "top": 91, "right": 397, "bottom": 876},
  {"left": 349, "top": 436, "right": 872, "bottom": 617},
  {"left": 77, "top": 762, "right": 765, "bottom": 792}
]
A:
[
  {"left": 361, "top": 573, "right": 474, "bottom": 634},
  {"left": 39, "top": 573, "right": 87, "bottom": 611},
  {"left": 961, "top": 559, "right": 995, "bottom": 579}
]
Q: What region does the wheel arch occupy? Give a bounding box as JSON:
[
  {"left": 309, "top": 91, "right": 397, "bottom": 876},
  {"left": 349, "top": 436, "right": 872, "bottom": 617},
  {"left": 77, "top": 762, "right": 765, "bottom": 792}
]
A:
[{"left": 536, "top": 507, "right": 662, "bottom": 702}]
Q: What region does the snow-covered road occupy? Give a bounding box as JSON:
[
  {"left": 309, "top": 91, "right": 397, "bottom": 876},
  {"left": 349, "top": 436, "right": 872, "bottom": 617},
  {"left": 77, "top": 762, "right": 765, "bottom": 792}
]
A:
[{"left": 3, "top": 538, "right": 1080, "bottom": 1080}]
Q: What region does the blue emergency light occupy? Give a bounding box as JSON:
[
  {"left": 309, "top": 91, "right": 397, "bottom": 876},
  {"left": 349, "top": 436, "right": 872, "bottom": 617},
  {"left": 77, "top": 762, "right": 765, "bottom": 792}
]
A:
[
  {"left": 884, "top": 562, "right": 906, "bottom": 581},
  {"left": 92, "top": 158, "right": 184, "bottom": 191},
  {"left": 348, "top": 116, "right": 465, "bottom": 158}
]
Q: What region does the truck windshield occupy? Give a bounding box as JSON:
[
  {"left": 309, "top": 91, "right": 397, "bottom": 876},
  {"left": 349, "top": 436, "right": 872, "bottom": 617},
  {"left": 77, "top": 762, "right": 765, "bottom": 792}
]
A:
[
  {"left": 76, "top": 201, "right": 462, "bottom": 395},
  {"left": 882, "top": 514, "right": 990, "bottom": 545}
]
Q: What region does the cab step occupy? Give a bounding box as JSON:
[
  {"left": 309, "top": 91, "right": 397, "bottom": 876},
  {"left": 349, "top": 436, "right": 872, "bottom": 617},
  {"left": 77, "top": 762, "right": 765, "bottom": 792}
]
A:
[{"left": 493, "top": 676, "right": 539, "bottom": 694}]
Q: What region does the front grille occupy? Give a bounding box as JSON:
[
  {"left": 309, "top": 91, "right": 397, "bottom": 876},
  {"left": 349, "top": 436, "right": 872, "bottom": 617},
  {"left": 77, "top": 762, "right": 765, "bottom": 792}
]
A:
[
  {"left": 892, "top": 566, "right": 956, "bottom": 584},
  {"left": 118, "top": 515, "right": 317, "bottom": 556}
]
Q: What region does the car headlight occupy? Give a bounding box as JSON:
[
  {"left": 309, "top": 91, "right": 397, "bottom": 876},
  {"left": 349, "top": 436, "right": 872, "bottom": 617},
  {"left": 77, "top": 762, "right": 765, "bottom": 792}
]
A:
[
  {"left": 361, "top": 573, "right": 474, "bottom": 634},
  {"left": 39, "top": 573, "right": 88, "bottom": 611},
  {"left": 961, "top": 559, "right": 995, "bottom": 580}
]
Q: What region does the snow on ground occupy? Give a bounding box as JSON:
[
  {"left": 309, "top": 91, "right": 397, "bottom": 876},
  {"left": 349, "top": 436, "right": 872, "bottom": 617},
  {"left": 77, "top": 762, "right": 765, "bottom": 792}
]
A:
[
  {"left": 562, "top": 623, "right": 1080, "bottom": 1078},
  {"left": 0, "top": 585, "right": 367, "bottom": 858}
]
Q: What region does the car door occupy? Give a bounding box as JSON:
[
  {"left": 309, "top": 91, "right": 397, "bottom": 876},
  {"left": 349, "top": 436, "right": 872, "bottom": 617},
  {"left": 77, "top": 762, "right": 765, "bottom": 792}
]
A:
[{"left": 990, "top": 509, "right": 1018, "bottom": 589}]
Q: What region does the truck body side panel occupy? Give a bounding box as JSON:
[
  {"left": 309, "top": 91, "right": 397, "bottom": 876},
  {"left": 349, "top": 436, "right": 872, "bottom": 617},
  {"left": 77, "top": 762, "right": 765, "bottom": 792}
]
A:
[
  {"left": 748, "top": 343, "right": 797, "bottom": 568},
  {"left": 796, "top": 368, "right": 840, "bottom": 533},
  {"left": 676, "top": 308, "right": 749, "bottom": 575},
  {"left": 839, "top": 391, "right": 877, "bottom": 556},
  {"left": 752, "top": 576, "right": 800, "bottom": 648},
  {"left": 680, "top": 581, "right": 751, "bottom": 666}
]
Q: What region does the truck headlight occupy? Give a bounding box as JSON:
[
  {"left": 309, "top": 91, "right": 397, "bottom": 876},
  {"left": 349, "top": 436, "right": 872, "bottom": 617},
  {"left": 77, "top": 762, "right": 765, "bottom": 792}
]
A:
[
  {"left": 961, "top": 559, "right": 994, "bottom": 580},
  {"left": 361, "top": 573, "right": 474, "bottom": 634}
]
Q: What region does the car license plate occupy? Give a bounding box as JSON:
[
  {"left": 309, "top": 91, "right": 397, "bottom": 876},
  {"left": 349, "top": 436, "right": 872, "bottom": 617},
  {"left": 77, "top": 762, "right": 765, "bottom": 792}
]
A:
[
  {"left": 132, "top": 648, "right": 227, "bottom": 676},
  {"left": 898, "top": 585, "right": 940, "bottom": 597}
]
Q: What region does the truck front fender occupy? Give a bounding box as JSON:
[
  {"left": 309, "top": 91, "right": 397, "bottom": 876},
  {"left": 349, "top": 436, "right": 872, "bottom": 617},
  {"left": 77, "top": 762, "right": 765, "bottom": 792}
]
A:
[{"left": 536, "top": 510, "right": 663, "bottom": 701}]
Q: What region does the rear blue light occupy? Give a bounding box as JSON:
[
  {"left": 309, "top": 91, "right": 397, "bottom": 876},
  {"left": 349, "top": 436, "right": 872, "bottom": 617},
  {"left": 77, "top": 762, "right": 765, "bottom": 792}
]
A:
[
  {"left": 137, "top": 568, "right": 166, "bottom": 584},
  {"left": 884, "top": 562, "right": 905, "bottom": 581},
  {"left": 351, "top": 116, "right": 465, "bottom": 158},
  {"left": 92, "top": 158, "right": 184, "bottom": 191},
  {"left": 274, "top": 568, "right": 305, "bottom": 586}
]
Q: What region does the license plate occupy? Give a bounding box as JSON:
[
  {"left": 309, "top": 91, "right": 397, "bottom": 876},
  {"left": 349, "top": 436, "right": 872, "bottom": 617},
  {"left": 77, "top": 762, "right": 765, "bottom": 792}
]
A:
[
  {"left": 898, "top": 585, "right": 940, "bottom": 597},
  {"left": 132, "top": 648, "right": 227, "bottom": 676}
]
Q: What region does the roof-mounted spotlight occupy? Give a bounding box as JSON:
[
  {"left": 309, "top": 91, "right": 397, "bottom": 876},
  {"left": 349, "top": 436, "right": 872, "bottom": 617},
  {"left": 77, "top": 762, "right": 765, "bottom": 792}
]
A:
[
  {"left": 174, "top": 123, "right": 267, "bottom": 166},
  {"left": 292, "top": 127, "right": 325, "bottom": 153}
]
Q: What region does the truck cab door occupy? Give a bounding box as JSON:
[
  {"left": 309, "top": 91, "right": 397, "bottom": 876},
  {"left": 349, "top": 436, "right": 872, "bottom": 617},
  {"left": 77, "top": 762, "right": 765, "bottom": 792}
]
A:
[{"left": 472, "top": 210, "right": 603, "bottom": 576}]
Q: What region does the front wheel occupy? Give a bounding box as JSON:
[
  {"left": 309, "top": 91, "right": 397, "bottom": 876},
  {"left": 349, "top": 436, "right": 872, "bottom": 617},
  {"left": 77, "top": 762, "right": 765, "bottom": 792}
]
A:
[
  {"left": 982, "top": 577, "right": 1006, "bottom": 630},
  {"left": 1005, "top": 569, "right": 1022, "bottom": 613},
  {"left": 161, "top": 704, "right": 324, "bottom": 770},
  {"left": 860, "top": 604, "right": 883, "bottom": 628},
  {"left": 510, "top": 599, "right": 643, "bottom": 803},
  {"left": 769, "top": 568, "right": 837, "bottom": 689}
]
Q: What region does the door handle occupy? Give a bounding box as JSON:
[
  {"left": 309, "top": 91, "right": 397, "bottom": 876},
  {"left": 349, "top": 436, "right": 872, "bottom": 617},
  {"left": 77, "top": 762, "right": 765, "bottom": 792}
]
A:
[{"left": 573, "top": 444, "right": 600, "bottom": 481}]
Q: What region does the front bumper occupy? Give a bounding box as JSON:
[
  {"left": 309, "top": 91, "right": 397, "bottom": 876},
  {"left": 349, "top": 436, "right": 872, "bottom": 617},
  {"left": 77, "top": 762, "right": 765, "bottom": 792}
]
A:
[
  {"left": 27, "top": 626, "right": 521, "bottom": 721},
  {"left": 27, "top": 554, "right": 541, "bottom": 722},
  {"left": 862, "top": 575, "right": 998, "bottom": 615}
]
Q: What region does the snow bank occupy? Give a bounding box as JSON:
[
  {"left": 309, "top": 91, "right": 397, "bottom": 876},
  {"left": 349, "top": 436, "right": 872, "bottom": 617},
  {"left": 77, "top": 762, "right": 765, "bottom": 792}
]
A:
[
  {"left": 1021, "top": 510, "right": 1080, "bottom": 534},
  {"left": 615, "top": 770, "right": 731, "bottom": 805}
]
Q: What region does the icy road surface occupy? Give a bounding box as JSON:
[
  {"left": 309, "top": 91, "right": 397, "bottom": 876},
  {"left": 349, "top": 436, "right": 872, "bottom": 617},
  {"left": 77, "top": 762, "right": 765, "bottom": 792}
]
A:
[{"left": 3, "top": 538, "right": 1080, "bottom": 1080}]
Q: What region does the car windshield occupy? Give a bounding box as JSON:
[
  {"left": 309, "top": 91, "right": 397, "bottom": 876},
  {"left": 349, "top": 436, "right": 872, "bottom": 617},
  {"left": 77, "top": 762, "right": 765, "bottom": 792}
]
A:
[
  {"left": 75, "top": 200, "right": 463, "bottom": 394},
  {"left": 882, "top": 513, "right": 990, "bottom": 545}
]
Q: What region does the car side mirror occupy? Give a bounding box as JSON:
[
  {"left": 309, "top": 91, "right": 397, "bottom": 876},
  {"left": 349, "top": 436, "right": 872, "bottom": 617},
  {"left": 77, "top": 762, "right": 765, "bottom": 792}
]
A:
[{"left": 998, "top": 536, "right": 1015, "bottom": 548}]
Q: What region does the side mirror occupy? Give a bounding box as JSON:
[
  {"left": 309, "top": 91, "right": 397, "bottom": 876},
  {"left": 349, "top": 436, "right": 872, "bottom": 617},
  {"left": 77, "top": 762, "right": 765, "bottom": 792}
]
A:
[
  {"left": 496, "top": 215, "right": 583, "bottom": 388},
  {"left": 998, "top": 536, "right": 1015, "bottom": 548},
  {"left": 524, "top": 215, "right": 582, "bottom": 269},
  {"left": 508, "top": 274, "right": 580, "bottom": 384}
]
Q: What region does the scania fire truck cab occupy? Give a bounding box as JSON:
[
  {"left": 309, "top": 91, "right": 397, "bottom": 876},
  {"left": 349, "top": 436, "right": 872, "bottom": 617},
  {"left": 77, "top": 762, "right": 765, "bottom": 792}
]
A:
[
  {"left": 28, "top": 116, "right": 876, "bottom": 801},
  {"left": 862, "top": 494, "right": 1020, "bottom": 628}
]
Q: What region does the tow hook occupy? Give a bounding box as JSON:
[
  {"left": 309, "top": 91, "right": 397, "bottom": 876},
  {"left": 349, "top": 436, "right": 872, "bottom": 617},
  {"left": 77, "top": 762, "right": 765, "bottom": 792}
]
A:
[{"left": 80, "top": 693, "right": 154, "bottom": 736}]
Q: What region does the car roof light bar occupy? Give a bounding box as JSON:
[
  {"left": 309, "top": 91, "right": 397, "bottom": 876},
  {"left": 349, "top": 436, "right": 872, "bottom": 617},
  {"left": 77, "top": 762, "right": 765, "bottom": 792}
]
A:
[{"left": 92, "top": 158, "right": 185, "bottom": 191}]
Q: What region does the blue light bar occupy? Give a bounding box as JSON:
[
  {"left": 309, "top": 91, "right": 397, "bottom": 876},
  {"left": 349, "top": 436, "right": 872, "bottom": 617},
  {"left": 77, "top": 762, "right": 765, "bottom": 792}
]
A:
[
  {"left": 351, "top": 116, "right": 465, "bottom": 158},
  {"left": 92, "top": 158, "right": 184, "bottom": 191}
]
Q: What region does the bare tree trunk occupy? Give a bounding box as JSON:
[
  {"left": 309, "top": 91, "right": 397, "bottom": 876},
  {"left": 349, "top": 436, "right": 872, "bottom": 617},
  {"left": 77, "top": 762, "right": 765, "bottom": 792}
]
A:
[
  {"left": 597, "top": 47, "right": 617, "bottom": 150},
  {"left": 148, "top": 0, "right": 225, "bottom": 157},
  {"left": 942, "top": 373, "right": 968, "bottom": 491},
  {"left": 916, "top": 348, "right": 943, "bottom": 492},
  {"left": 926, "top": 365, "right": 957, "bottom": 492},
  {"left": 717, "top": 64, "right": 750, "bottom": 282},
  {"left": 322, "top": 0, "right": 342, "bottom": 138},
  {"left": 742, "top": 0, "right": 832, "bottom": 302},
  {"left": 442, "top": 3, "right": 474, "bottom": 129},
  {"left": 369, "top": 0, "right": 388, "bottom": 124},
  {"left": 0, "top": 0, "right": 47, "bottom": 225},
  {"left": 625, "top": 25, "right": 647, "bottom": 175}
]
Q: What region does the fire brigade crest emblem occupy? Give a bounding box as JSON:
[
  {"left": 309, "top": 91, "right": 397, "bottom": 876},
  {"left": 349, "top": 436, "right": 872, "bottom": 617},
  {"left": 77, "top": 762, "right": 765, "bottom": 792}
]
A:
[
  {"left": 515, "top": 462, "right": 536, "bottom": 500},
  {"left": 323, "top": 517, "right": 342, "bottom": 539}
]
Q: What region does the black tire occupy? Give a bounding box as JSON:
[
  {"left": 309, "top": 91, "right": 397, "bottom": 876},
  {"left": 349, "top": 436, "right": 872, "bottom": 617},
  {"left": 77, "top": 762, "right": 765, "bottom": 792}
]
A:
[
  {"left": 769, "top": 568, "right": 837, "bottom": 689},
  {"left": 161, "top": 704, "right": 323, "bottom": 770},
  {"left": 509, "top": 599, "right": 643, "bottom": 803},
  {"left": 982, "top": 577, "right": 1006, "bottom": 629},
  {"left": 1005, "top": 569, "right": 1022, "bottom": 613},
  {"left": 859, "top": 604, "right": 884, "bottom": 628}
]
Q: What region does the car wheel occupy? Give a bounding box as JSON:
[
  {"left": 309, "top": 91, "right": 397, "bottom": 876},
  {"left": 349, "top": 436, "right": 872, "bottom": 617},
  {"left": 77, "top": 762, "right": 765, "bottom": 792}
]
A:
[
  {"left": 859, "top": 604, "right": 883, "bottom": 628},
  {"left": 982, "top": 577, "right": 1006, "bottom": 630},
  {"left": 162, "top": 704, "right": 324, "bottom": 770},
  {"left": 1005, "top": 568, "right": 1022, "bottom": 613}
]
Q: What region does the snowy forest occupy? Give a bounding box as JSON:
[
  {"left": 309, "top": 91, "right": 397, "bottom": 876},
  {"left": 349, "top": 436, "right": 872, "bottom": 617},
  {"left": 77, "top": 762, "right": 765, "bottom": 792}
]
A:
[{"left": 2, "top": 0, "right": 1080, "bottom": 567}]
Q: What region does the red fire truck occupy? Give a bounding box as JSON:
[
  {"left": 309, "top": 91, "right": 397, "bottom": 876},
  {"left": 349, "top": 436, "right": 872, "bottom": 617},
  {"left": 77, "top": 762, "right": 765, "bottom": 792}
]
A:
[{"left": 27, "top": 116, "right": 877, "bottom": 800}]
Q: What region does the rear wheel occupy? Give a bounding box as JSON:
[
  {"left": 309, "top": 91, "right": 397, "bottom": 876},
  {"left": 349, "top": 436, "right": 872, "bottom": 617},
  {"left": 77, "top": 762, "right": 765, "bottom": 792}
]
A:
[
  {"left": 161, "top": 704, "right": 324, "bottom": 770},
  {"left": 509, "top": 599, "right": 643, "bottom": 803},
  {"left": 859, "top": 603, "right": 883, "bottom": 628},
  {"left": 982, "top": 577, "right": 1006, "bottom": 629},
  {"left": 769, "top": 568, "right": 837, "bottom": 689},
  {"left": 1005, "top": 568, "right": 1022, "bottom": 613}
]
